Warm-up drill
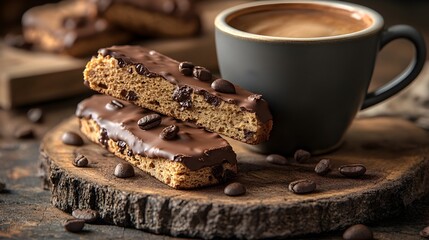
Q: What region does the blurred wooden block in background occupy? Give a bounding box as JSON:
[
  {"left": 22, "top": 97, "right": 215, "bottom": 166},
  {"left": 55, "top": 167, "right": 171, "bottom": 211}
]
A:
[{"left": 0, "top": 44, "right": 88, "bottom": 109}]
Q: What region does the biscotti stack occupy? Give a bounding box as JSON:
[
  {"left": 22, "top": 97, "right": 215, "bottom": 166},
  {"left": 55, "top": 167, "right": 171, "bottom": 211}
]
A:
[
  {"left": 21, "top": 0, "right": 200, "bottom": 56},
  {"left": 77, "top": 45, "right": 273, "bottom": 189}
]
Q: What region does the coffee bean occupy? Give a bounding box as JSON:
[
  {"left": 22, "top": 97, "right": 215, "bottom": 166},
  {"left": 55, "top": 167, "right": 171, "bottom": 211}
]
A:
[
  {"left": 64, "top": 219, "right": 85, "bottom": 233},
  {"left": 114, "top": 163, "right": 135, "bottom": 178},
  {"left": 420, "top": 226, "right": 429, "bottom": 238},
  {"left": 193, "top": 66, "right": 212, "bottom": 81},
  {"left": 72, "top": 209, "right": 99, "bottom": 223},
  {"left": 62, "top": 131, "right": 84, "bottom": 146},
  {"left": 224, "top": 182, "right": 246, "bottom": 196},
  {"left": 14, "top": 126, "right": 34, "bottom": 139},
  {"left": 105, "top": 99, "right": 124, "bottom": 111},
  {"left": 179, "top": 61, "right": 194, "bottom": 76},
  {"left": 288, "top": 179, "right": 316, "bottom": 194},
  {"left": 0, "top": 182, "right": 6, "bottom": 192},
  {"left": 137, "top": 114, "right": 162, "bottom": 130},
  {"left": 294, "top": 149, "right": 311, "bottom": 163},
  {"left": 266, "top": 154, "right": 288, "bottom": 165},
  {"left": 73, "top": 154, "right": 89, "bottom": 167},
  {"left": 315, "top": 159, "right": 331, "bottom": 176},
  {"left": 160, "top": 125, "right": 179, "bottom": 140},
  {"left": 343, "top": 224, "right": 373, "bottom": 240},
  {"left": 27, "top": 108, "right": 43, "bottom": 123},
  {"left": 339, "top": 164, "right": 366, "bottom": 178},
  {"left": 211, "top": 79, "right": 236, "bottom": 94}
]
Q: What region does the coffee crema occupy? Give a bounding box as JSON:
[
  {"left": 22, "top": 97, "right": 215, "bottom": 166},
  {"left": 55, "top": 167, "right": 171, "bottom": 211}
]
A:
[{"left": 228, "top": 6, "right": 372, "bottom": 38}]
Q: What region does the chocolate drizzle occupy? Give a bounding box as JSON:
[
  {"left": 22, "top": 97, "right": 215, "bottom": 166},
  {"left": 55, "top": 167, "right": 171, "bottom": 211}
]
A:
[
  {"left": 97, "top": 45, "right": 272, "bottom": 123},
  {"left": 76, "top": 95, "right": 237, "bottom": 171}
]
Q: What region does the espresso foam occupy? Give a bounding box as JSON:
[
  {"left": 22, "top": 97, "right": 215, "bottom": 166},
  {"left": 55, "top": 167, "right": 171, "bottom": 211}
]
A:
[{"left": 229, "top": 7, "right": 371, "bottom": 38}]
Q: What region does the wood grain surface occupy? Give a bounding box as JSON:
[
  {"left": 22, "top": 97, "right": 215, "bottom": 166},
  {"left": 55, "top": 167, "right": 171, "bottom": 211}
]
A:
[{"left": 40, "top": 116, "right": 429, "bottom": 239}]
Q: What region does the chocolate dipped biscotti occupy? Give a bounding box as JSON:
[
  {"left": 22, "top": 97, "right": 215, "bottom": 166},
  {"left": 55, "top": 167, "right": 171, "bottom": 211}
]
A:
[
  {"left": 87, "top": 0, "right": 200, "bottom": 37},
  {"left": 76, "top": 95, "right": 237, "bottom": 189},
  {"left": 22, "top": 0, "right": 131, "bottom": 57},
  {"left": 83, "top": 45, "right": 273, "bottom": 144}
]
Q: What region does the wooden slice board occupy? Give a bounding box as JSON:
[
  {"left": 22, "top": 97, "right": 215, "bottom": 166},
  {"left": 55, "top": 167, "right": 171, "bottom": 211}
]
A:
[{"left": 40, "top": 116, "right": 429, "bottom": 239}]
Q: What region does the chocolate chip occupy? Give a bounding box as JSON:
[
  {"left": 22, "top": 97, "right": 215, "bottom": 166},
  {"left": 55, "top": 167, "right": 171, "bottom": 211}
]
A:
[
  {"left": 73, "top": 154, "right": 88, "bottom": 167},
  {"left": 105, "top": 99, "right": 124, "bottom": 111},
  {"left": 99, "top": 128, "right": 109, "bottom": 147},
  {"left": 27, "top": 108, "right": 43, "bottom": 123},
  {"left": 114, "top": 163, "right": 135, "bottom": 178},
  {"left": 193, "top": 66, "right": 212, "bottom": 81},
  {"left": 72, "top": 209, "right": 99, "bottom": 223},
  {"left": 135, "top": 63, "right": 148, "bottom": 75},
  {"left": 120, "top": 90, "right": 138, "bottom": 101},
  {"left": 62, "top": 131, "right": 84, "bottom": 146},
  {"left": 97, "top": 83, "right": 108, "bottom": 89},
  {"left": 288, "top": 179, "right": 316, "bottom": 194},
  {"left": 64, "top": 219, "right": 85, "bottom": 233},
  {"left": 343, "top": 224, "right": 373, "bottom": 240},
  {"left": 138, "top": 114, "right": 162, "bottom": 130},
  {"left": 266, "top": 154, "right": 288, "bottom": 165},
  {"left": 211, "top": 79, "right": 236, "bottom": 94},
  {"left": 420, "top": 226, "right": 429, "bottom": 238},
  {"left": 160, "top": 125, "right": 179, "bottom": 140},
  {"left": 339, "top": 164, "right": 366, "bottom": 178},
  {"left": 196, "top": 90, "right": 221, "bottom": 106},
  {"left": 294, "top": 149, "right": 311, "bottom": 163},
  {"left": 63, "top": 16, "right": 87, "bottom": 29},
  {"left": 179, "top": 61, "right": 194, "bottom": 76},
  {"left": 224, "top": 182, "right": 246, "bottom": 196},
  {"left": 117, "top": 58, "right": 126, "bottom": 68},
  {"left": 14, "top": 126, "right": 34, "bottom": 139},
  {"left": 314, "top": 159, "right": 331, "bottom": 176},
  {"left": 0, "top": 182, "right": 6, "bottom": 192},
  {"left": 172, "top": 85, "right": 193, "bottom": 109}
]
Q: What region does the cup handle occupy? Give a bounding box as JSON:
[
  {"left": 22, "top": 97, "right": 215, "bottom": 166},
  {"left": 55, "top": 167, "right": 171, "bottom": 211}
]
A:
[{"left": 361, "top": 25, "right": 426, "bottom": 109}]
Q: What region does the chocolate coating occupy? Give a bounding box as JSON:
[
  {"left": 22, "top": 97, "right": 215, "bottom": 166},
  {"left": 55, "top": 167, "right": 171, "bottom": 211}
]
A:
[
  {"left": 76, "top": 95, "right": 237, "bottom": 171},
  {"left": 98, "top": 45, "right": 272, "bottom": 123}
]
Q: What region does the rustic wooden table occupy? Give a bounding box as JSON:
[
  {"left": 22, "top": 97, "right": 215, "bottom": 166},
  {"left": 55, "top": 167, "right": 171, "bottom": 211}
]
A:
[
  {"left": 1, "top": 96, "right": 429, "bottom": 239},
  {"left": 1, "top": 0, "right": 429, "bottom": 239}
]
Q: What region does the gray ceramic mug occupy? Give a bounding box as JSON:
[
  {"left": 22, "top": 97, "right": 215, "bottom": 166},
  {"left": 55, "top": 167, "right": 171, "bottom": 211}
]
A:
[{"left": 215, "top": 0, "right": 426, "bottom": 155}]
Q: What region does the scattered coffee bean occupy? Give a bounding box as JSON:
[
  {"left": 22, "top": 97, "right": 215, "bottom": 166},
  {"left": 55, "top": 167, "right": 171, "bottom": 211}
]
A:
[
  {"left": 160, "top": 125, "right": 179, "bottom": 140},
  {"left": 62, "top": 131, "right": 84, "bottom": 146},
  {"left": 0, "top": 182, "right": 6, "bottom": 192},
  {"left": 179, "top": 61, "right": 194, "bottom": 76},
  {"left": 315, "top": 159, "right": 331, "bottom": 176},
  {"left": 114, "top": 163, "right": 135, "bottom": 178},
  {"left": 137, "top": 114, "right": 162, "bottom": 130},
  {"left": 193, "top": 66, "right": 212, "bottom": 81},
  {"left": 224, "top": 182, "right": 246, "bottom": 196},
  {"left": 266, "top": 154, "right": 288, "bottom": 165},
  {"left": 294, "top": 149, "right": 311, "bottom": 163},
  {"left": 27, "top": 108, "right": 43, "bottom": 123},
  {"left": 64, "top": 219, "right": 85, "bottom": 233},
  {"left": 288, "top": 179, "right": 316, "bottom": 194},
  {"left": 339, "top": 164, "right": 366, "bottom": 178},
  {"left": 105, "top": 99, "right": 124, "bottom": 111},
  {"left": 73, "top": 154, "right": 89, "bottom": 167},
  {"left": 14, "top": 126, "right": 34, "bottom": 139},
  {"left": 343, "top": 224, "right": 373, "bottom": 240},
  {"left": 211, "top": 79, "right": 236, "bottom": 94},
  {"left": 420, "top": 226, "right": 429, "bottom": 238},
  {"left": 72, "top": 209, "right": 99, "bottom": 223}
]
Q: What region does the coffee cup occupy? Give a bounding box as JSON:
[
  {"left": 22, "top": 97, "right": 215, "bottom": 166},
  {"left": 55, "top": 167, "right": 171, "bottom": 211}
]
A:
[{"left": 215, "top": 1, "right": 426, "bottom": 155}]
